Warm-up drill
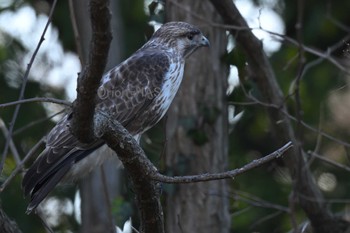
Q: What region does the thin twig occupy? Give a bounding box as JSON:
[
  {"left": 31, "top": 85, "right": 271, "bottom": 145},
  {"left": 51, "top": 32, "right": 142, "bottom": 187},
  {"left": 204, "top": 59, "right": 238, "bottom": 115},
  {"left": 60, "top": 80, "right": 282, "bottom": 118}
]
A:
[
  {"left": 289, "top": 190, "right": 300, "bottom": 233},
  {"left": 326, "top": 2, "right": 350, "bottom": 32},
  {"left": 0, "top": 137, "right": 45, "bottom": 192},
  {"left": 232, "top": 190, "right": 290, "bottom": 213},
  {"left": 0, "top": 0, "right": 58, "bottom": 174},
  {"left": 168, "top": 0, "right": 348, "bottom": 73},
  {"left": 210, "top": 2, "right": 339, "bottom": 230},
  {"left": 250, "top": 210, "right": 283, "bottom": 229},
  {"left": 294, "top": 0, "right": 306, "bottom": 144},
  {"left": 307, "top": 151, "right": 350, "bottom": 172},
  {"left": 265, "top": 29, "right": 349, "bottom": 73},
  {"left": 0, "top": 118, "right": 21, "bottom": 165},
  {"left": 95, "top": 107, "right": 291, "bottom": 232},
  {"left": 0, "top": 97, "right": 71, "bottom": 108},
  {"left": 68, "top": 0, "right": 84, "bottom": 62},
  {"left": 150, "top": 141, "right": 293, "bottom": 183},
  {"left": 13, "top": 110, "right": 65, "bottom": 136},
  {"left": 131, "top": 226, "right": 140, "bottom": 233},
  {"left": 305, "top": 106, "right": 324, "bottom": 168},
  {"left": 231, "top": 206, "right": 253, "bottom": 218},
  {"left": 230, "top": 91, "right": 350, "bottom": 148}
]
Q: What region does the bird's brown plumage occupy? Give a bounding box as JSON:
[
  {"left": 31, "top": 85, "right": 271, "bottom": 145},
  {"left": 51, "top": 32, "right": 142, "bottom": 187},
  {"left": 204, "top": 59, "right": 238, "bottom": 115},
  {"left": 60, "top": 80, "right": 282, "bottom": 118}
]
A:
[{"left": 22, "top": 21, "right": 209, "bottom": 213}]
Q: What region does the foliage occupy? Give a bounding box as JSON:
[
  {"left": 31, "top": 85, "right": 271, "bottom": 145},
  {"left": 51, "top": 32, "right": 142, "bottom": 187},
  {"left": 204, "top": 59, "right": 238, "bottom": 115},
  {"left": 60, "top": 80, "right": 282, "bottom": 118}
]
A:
[
  {"left": 1, "top": 0, "right": 350, "bottom": 232},
  {"left": 227, "top": 0, "right": 350, "bottom": 232}
]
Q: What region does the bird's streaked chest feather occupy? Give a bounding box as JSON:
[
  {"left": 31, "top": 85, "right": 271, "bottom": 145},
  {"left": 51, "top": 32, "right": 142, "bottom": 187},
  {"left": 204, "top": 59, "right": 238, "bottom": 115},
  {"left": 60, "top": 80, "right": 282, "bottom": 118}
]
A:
[
  {"left": 22, "top": 22, "right": 209, "bottom": 213},
  {"left": 65, "top": 62, "right": 186, "bottom": 178},
  {"left": 156, "top": 61, "right": 184, "bottom": 117},
  {"left": 96, "top": 47, "right": 185, "bottom": 134}
]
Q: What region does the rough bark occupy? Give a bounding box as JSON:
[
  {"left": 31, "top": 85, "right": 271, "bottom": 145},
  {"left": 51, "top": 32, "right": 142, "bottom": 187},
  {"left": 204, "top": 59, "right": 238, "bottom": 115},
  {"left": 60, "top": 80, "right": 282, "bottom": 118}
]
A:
[
  {"left": 209, "top": 0, "right": 350, "bottom": 232},
  {"left": 164, "top": 1, "right": 230, "bottom": 232},
  {"left": 69, "top": 1, "right": 123, "bottom": 233},
  {"left": 70, "top": 0, "right": 112, "bottom": 143},
  {"left": 94, "top": 111, "right": 165, "bottom": 233}
]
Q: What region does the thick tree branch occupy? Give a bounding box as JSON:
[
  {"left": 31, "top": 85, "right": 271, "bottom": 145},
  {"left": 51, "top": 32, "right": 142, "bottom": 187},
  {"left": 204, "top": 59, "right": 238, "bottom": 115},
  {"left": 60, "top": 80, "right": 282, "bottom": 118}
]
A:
[
  {"left": 70, "top": 0, "right": 112, "bottom": 143},
  {"left": 94, "top": 111, "right": 164, "bottom": 233},
  {"left": 94, "top": 111, "right": 292, "bottom": 233},
  {"left": 209, "top": 1, "right": 349, "bottom": 232}
]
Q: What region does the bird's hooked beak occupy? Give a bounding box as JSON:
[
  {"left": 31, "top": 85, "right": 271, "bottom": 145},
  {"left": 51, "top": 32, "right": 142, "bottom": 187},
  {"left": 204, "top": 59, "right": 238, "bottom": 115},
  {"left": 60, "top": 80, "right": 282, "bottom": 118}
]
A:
[
  {"left": 183, "top": 33, "right": 210, "bottom": 58},
  {"left": 200, "top": 35, "right": 210, "bottom": 47}
]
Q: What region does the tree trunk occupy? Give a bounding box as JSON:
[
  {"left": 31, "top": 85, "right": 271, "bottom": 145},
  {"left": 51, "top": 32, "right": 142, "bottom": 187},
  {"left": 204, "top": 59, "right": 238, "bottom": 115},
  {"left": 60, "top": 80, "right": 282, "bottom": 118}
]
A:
[
  {"left": 69, "top": 1, "right": 124, "bottom": 232},
  {"left": 209, "top": 1, "right": 350, "bottom": 232},
  {"left": 164, "top": 1, "right": 230, "bottom": 232}
]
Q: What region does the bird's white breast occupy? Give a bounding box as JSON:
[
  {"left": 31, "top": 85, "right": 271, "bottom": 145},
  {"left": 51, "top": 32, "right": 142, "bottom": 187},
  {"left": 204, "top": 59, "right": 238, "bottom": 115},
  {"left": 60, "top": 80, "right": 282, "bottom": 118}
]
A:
[{"left": 157, "top": 61, "right": 184, "bottom": 118}]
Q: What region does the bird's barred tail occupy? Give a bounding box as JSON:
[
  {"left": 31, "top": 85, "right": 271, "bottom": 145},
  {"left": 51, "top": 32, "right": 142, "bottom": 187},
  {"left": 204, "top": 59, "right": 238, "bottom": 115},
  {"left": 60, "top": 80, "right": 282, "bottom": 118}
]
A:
[{"left": 22, "top": 144, "right": 102, "bottom": 214}]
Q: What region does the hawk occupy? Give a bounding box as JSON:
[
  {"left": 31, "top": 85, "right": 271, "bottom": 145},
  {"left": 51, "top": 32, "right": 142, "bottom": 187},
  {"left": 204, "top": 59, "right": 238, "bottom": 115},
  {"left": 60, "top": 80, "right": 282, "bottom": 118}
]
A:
[{"left": 22, "top": 21, "right": 209, "bottom": 213}]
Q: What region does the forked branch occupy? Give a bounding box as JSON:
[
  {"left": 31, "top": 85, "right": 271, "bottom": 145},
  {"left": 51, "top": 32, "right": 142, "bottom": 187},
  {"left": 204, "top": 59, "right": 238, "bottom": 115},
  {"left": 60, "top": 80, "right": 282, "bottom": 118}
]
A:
[{"left": 94, "top": 110, "right": 291, "bottom": 233}]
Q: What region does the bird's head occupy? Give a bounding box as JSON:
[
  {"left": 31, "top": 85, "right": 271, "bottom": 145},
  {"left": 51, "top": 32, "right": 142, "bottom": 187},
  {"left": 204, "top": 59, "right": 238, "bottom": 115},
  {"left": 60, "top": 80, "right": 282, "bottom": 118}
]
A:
[{"left": 151, "top": 21, "right": 210, "bottom": 59}]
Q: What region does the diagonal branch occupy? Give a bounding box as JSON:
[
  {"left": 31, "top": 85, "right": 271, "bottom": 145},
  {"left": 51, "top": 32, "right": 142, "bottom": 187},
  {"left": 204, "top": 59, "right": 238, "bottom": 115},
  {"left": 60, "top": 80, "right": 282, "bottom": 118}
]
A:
[
  {"left": 0, "top": 119, "right": 21, "bottom": 165},
  {"left": 0, "top": 0, "right": 58, "bottom": 175},
  {"left": 94, "top": 110, "right": 291, "bottom": 233},
  {"left": 168, "top": 0, "right": 348, "bottom": 73},
  {"left": 0, "top": 137, "right": 45, "bottom": 192},
  {"left": 151, "top": 141, "right": 292, "bottom": 183},
  {"left": 94, "top": 111, "right": 164, "bottom": 233},
  {"left": 0, "top": 97, "right": 71, "bottom": 108}
]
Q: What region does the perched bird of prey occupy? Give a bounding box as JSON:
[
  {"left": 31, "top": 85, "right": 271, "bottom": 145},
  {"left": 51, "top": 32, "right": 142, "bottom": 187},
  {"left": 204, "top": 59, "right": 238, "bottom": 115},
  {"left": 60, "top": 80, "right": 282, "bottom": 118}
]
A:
[{"left": 22, "top": 21, "right": 209, "bottom": 213}]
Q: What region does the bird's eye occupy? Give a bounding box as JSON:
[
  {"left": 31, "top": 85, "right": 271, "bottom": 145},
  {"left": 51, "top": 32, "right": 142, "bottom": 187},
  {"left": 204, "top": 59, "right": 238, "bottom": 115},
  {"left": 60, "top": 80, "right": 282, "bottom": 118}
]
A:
[{"left": 187, "top": 34, "right": 194, "bottom": 40}]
